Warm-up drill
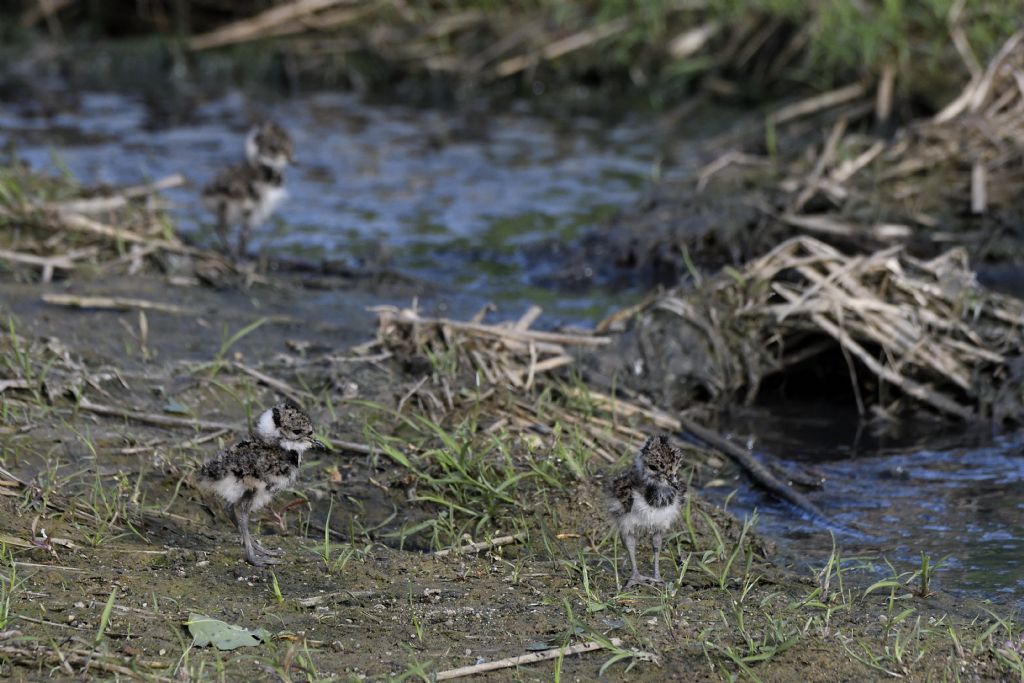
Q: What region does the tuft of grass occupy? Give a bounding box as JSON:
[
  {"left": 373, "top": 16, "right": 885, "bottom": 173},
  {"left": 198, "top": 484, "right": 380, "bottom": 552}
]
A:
[
  {"left": 912, "top": 551, "right": 947, "bottom": 598},
  {"left": 194, "top": 317, "right": 269, "bottom": 381},
  {"left": 270, "top": 572, "right": 284, "bottom": 605},
  {"left": 317, "top": 497, "right": 359, "bottom": 574},
  {"left": 95, "top": 587, "right": 117, "bottom": 644},
  {"left": 0, "top": 548, "right": 21, "bottom": 630},
  {"left": 369, "top": 412, "right": 534, "bottom": 548}
]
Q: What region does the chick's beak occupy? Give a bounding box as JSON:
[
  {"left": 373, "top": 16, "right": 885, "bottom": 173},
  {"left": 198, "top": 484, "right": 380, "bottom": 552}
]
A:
[{"left": 313, "top": 437, "right": 329, "bottom": 451}]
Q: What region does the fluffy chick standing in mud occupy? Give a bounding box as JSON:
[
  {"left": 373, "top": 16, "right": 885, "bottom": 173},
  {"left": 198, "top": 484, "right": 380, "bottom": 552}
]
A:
[
  {"left": 202, "top": 120, "right": 295, "bottom": 258},
  {"left": 198, "top": 402, "right": 323, "bottom": 566},
  {"left": 608, "top": 435, "right": 685, "bottom": 588}
]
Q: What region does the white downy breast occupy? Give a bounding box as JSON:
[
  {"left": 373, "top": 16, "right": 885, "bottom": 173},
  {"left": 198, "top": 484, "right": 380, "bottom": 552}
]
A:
[{"left": 620, "top": 490, "right": 680, "bottom": 532}]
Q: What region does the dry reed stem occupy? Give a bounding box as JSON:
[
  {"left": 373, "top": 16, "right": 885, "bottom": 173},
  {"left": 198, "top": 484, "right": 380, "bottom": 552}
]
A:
[
  {"left": 433, "top": 532, "right": 526, "bottom": 557},
  {"left": 231, "top": 361, "right": 313, "bottom": 404},
  {"left": 769, "top": 82, "right": 867, "bottom": 126},
  {"left": 46, "top": 173, "right": 184, "bottom": 214},
  {"left": 41, "top": 293, "right": 197, "bottom": 315},
  {"left": 492, "top": 17, "right": 629, "bottom": 78},
  {"left": 0, "top": 248, "right": 82, "bottom": 282},
  {"left": 189, "top": 0, "right": 358, "bottom": 50},
  {"left": 435, "top": 639, "right": 626, "bottom": 680}
]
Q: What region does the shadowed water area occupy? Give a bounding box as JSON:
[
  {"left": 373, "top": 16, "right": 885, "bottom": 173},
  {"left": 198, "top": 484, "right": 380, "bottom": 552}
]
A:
[
  {"left": 3, "top": 84, "right": 1023, "bottom": 609},
  {"left": 716, "top": 404, "right": 1024, "bottom": 609}
]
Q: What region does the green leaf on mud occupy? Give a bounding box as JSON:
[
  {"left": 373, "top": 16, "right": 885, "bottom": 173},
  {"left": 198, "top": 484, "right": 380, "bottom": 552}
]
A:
[
  {"left": 187, "top": 613, "right": 270, "bottom": 650},
  {"left": 163, "top": 399, "right": 189, "bottom": 414},
  {"left": 862, "top": 579, "right": 904, "bottom": 597}
]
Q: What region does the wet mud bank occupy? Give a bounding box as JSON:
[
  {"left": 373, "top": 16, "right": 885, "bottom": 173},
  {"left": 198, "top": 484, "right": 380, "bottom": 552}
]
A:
[
  {"left": 3, "top": 206, "right": 1024, "bottom": 680},
  {"left": 3, "top": 265, "right": 1023, "bottom": 681}
]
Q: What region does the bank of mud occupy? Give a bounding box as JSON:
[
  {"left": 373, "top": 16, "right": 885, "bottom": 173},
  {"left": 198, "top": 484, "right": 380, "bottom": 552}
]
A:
[
  {"left": 2, "top": 174, "right": 1024, "bottom": 680},
  {"left": 531, "top": 33, "right": 1024, "bottom": 299}
]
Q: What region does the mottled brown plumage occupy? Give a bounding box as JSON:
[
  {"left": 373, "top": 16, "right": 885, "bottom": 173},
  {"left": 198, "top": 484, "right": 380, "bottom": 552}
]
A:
[
  {"left": 202, "top": 120, "right": 294, "bottom": 258},
  {"left": 197, "top": 402, "right": 321, "bottom": 566},
  {"left": 607, "top": 435, "right": 685, "bottom": 589},
  {"left": 198, "top": 438, "right": 299, "bottom": 490}
]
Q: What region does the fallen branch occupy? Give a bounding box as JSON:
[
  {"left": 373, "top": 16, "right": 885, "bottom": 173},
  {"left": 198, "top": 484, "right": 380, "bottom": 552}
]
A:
[{"left": 677, "top": 415, "right": 829, "bottom": 520}]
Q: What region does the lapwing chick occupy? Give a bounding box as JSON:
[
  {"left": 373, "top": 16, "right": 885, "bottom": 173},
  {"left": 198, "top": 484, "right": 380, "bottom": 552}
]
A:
[
  {"left": 198, "top": 402, "right": 321, "bottom": 566},
  {"left": 608, "top": 435, "right": 684, "bottom": 589},
  {"left": 202, "top": 120, "right": 295, "bottom": 258}
]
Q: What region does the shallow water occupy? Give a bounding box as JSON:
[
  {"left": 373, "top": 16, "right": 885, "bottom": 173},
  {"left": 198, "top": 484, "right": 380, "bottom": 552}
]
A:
[
  {"left": 3, "top": 86, "right": 1023, "bottom": 607},
  {"left": 2, "top": 89, "right": 670, "bottom": 320},
  {"left": 716, "top": 403, "right": 1024, "bottom": 609}
]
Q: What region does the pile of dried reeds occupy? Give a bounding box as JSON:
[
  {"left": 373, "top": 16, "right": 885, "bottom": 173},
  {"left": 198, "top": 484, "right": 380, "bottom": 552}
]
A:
[
  {"left": 770, "top": 30, "right": 1024, "bottom": 251},
  {"left": 183, "top": 0, "right": 684, "bottom": 82},
  {"left": 370, "top": 301, "right": 828, "bottom": 516},
  {"left": 596, "top": 235, "right": 1024, "bottom": 422},
  {"left": 0, "top": 163, "right": 231, "bottom": 282},
  {"left": 370, "top": 302, "right": 659, "bottom": 465},
  {"left": 373, "top": 303, "right": 606, "bottom": 391}
]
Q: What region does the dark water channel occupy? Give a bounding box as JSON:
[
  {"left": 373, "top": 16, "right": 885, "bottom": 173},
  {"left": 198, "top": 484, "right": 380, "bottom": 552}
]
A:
[
  {"left": 716, "top": 404, "right": 1024, "bottom": 609},
  {"left": 2, "top": 87, "right": 1022, "bottom": 608}
]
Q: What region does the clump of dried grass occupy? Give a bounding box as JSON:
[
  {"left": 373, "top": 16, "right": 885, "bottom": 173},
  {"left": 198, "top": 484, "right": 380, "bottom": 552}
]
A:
[
  {"left": 773, "top": 30, "right": 1024, "bottom": 251},
  {"left": 599, "top": 235, "right": 1024, "bottom": 422},
  {"left": 372, "top": 303, "right": 605, "bottom": 391},
  {"left": 0, "top": 161, "right": 231, "bottom": 283},
  {"left": 370, "top": 300, "right": 829, "bottom": 516}
]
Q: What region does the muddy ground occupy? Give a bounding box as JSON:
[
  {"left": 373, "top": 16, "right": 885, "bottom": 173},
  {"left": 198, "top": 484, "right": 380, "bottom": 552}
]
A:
[{"left": 2, "top": 253, "right": 1023, "bottom": 682}]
